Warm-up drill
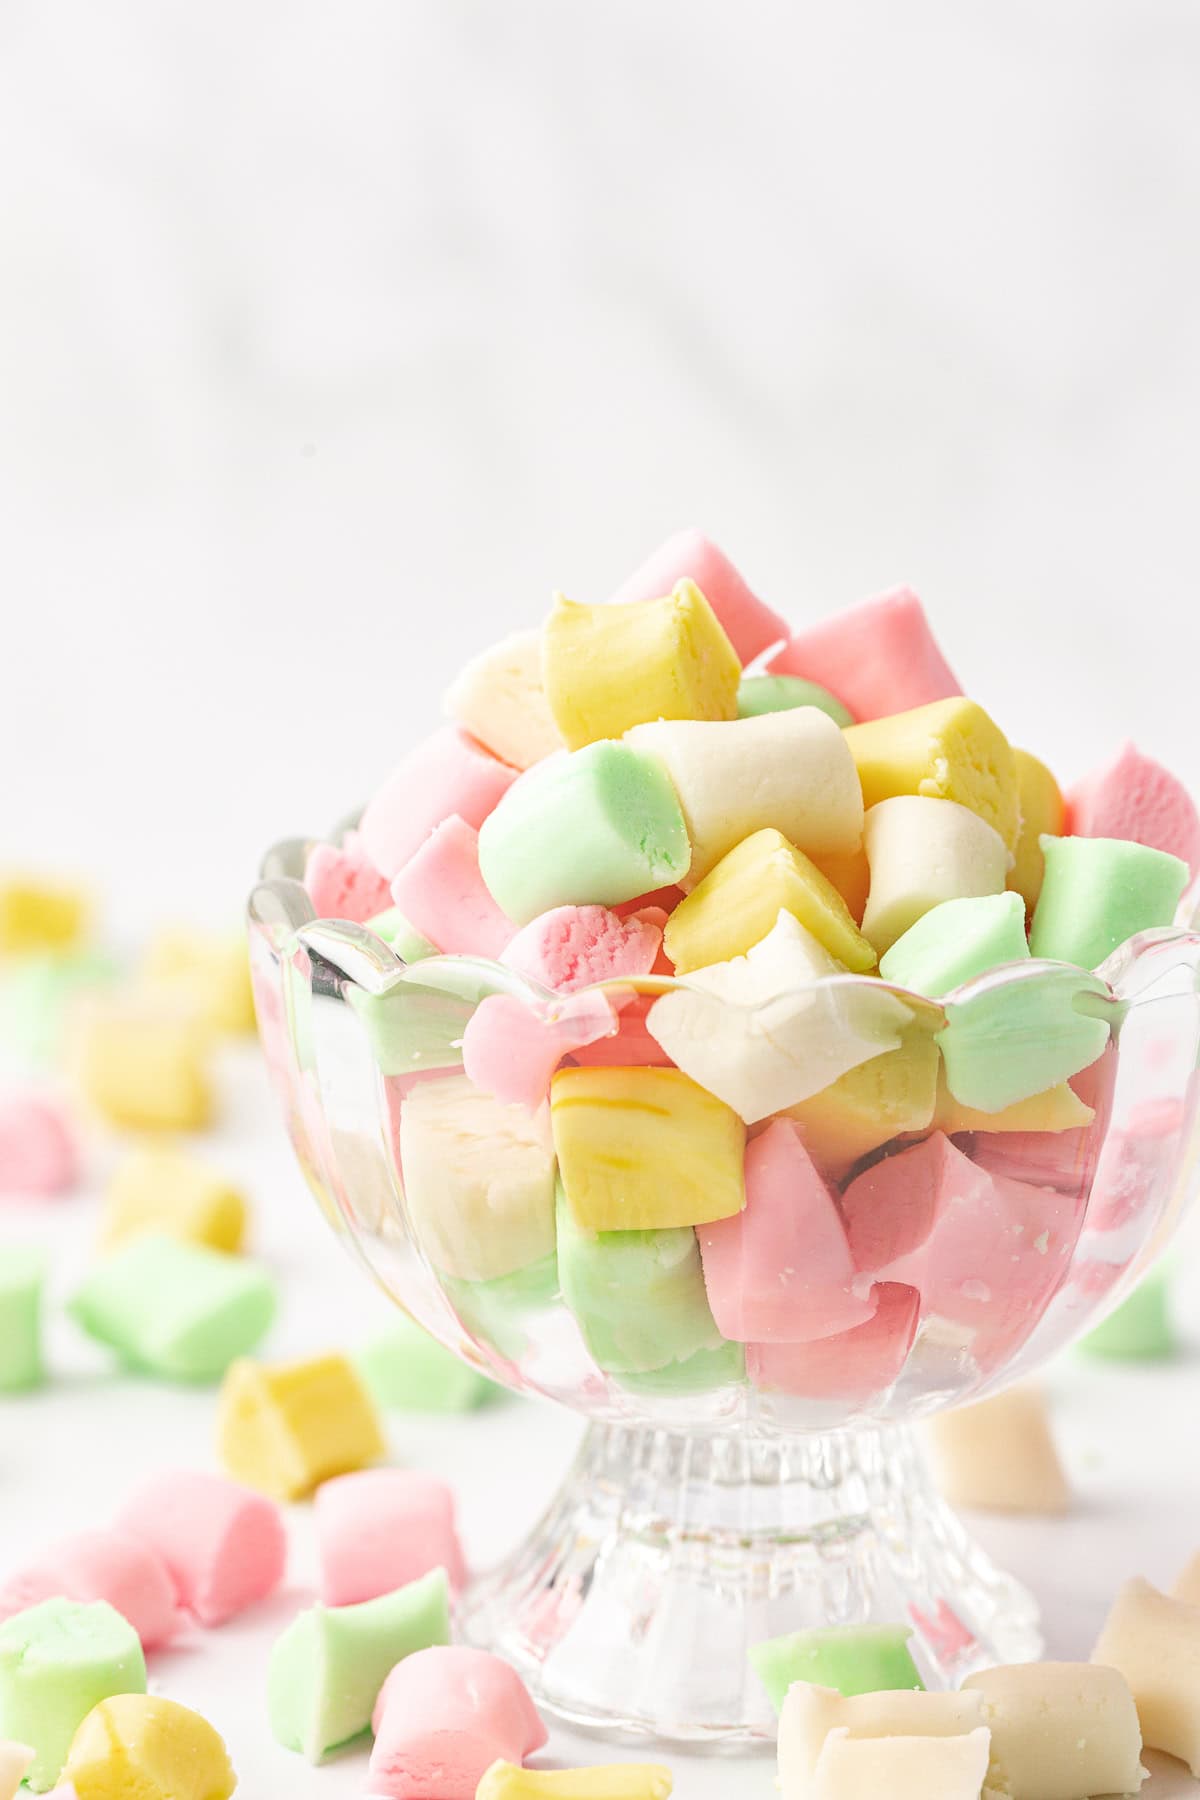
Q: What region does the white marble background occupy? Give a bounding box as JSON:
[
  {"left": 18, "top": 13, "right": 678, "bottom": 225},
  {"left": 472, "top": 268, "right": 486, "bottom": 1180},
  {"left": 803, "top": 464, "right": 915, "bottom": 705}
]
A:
[{"left": 2, "top": 0, "right": 1199, "bottom": 933}]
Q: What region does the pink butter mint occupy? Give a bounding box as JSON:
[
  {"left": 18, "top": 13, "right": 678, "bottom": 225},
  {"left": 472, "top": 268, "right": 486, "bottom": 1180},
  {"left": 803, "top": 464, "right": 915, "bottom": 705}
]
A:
[
  {"left": 768, "top": 585, "right": 961, "bottom": 722},
  {"left": 501, "top": 904, "right": 662, "bottom": 993},
  {"left": 611, "top": 529, "right": 789, "bottom": 664},
  {"left": 0, "top": 1091, "right": 79, "bottom": 1197},
  {"left": 698, "top": 1120, "right": 875, "bottom": 1343},
  {"left": 1066, "top": 739, "right": 1200, "bottom": 881},
  {"left": 360, "top": 726, "right": 518, "bottom": 880},
  {"left": 0, "top": 1529, "right": 180, "bottom": 1649},
  {"left": 114, "top": 1469, "right": 287, "bottom": 1627},
  {"left": 304, "top": 830, "right": 393, "bottom": 924},
  {"left": 315, "top": 1468, "right": 467, "bottom": 1604},
  {"left": 369, "top": 1644, "right": 546, "bottom": 1800},
  {"left": 389, "top": 815, "right": 515, "bottom": 959},
  {"left": 462, "top": 991, "right": 618, "bottom": 1110},
  {"left": 747, "top": 1282, "right": 920, "bottom": 1401}
]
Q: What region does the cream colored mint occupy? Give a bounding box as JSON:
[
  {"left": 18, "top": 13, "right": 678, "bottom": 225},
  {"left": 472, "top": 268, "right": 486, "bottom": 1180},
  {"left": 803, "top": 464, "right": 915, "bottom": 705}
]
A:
[
  {"left": 0, "top": 1598, "right": 146, "bottom": 1792},
  {"left": 69, "top": 1235, "right": 276, "bottom": 1382},
  {"left": 648, "top": 911, "right": 908, "bottom": 1122},
  {"left": 267, "top": 1569, "right": 450, "bottom": 1762},
  {"left": 1030, "top": 834, "right": 1189, "bottom": 970},
  {"left": 750, "top": 1622, "right": 923, "bottom": 1714},
  {"left": 356, "top": 1314, "right": 499, "bottom": 1412},
  {"left": 364, "top": 907, "right": 439, "bottom": 964},
  {"left": 962, "top": 1662, "right": 1146, "bottom": 1800},
  {"left": 555, "top": 1184, "right": 725, "bottom": 1375},
  {"left": 778, "top": 1685, "right": 985, "bottom": 1800},
  {"left": 477, "top": 740, "right": 691, "bottom": 925},
  {"left": 0, "top": 1247, "right": 48, "bottom": 1392},
  {"left": 737, "top": 673, "right": 853, "bottom": 727},
  {"left": 878, "top": 891, "right": 1030, "bottom": 994}
]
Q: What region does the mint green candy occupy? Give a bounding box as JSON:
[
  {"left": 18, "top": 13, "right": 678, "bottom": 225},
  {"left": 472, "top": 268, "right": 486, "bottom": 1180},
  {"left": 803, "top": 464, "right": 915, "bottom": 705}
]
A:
[
  {"left": 879, "top": 892, "right": 1030, "bottom": 994},
  {"left": 938, "top": 963, "right": 1111, "bottom": 1112},
  {"left": 268, "top": 1568, "right": 450, "bottom": 1762},
  {"left": 1079, "top": 1268, "right": 1175, "bottom": 1361},
  {"left": 364, "top": 907, "right": 439, "bottom": 964},
  {"left": 556, "top": 1185, "right": 725, "bottom": 1375},
  {"left": 0, "top": 951, "right": 118, "bottom": 1066},
  {"left": 478, "top": 740, "right": 691, "bottom": 925},
  {"left": 443, "top": 1253, "right": 559, "bottom": 1364},
  {"left": 0, "top": 1597, "right": 146, "bottom": 1790},
  {"left": 0, "top": 1246, "right": 48, "bottom": 1392},
  {"left": 737, "top": 674, "right": 853, "bottom": 728},
  {"left": 1031, "top": 835, "right": 1189, "bottom": 971},
  {"left": 615, "top": 1338, "right": 746, "bottom": 1396},
  {"left": 750, "top": 1622, "right": 923, "bottom": 1713},
  {"left": 70, "top": 1234, "right": 276, "bottom": 1381},
  {"left": 348, "top": 980, "right": 471, "bottom": 1076},
  {"left": 356, "top": 1313, "right": 499, "bottom": 1412}
]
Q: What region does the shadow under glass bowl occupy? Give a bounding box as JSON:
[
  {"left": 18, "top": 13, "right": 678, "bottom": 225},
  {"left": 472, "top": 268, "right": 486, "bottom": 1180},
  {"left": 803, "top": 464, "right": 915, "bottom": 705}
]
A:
[{"left": 248, "top": 836, "right": 1200, "bottom": 1747}]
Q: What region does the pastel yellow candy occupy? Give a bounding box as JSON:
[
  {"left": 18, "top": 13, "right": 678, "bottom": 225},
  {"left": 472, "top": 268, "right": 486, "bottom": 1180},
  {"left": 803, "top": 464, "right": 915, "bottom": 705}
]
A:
[
  {"left": 445, "top": 629, "right": 563, "bottom": 769},
  {"left": 551, "top": 1066, "right": 745, "bottom": 1231},
  {"left": 0, "top": 878, "right": 88, "bottom": 954},
  {"left": 73, "top": 993, "right": 212, "bottom": 1131},
  {"left": 1008, "top": 748, "right": 1064, "bottom": 914},
  {"left": 664, "top": 829, "right": 876, "bottom": 976},
  {"left": 64, "top": 1694, "right": 235, "bottom": 1800},
  {"left": 542, "top": 581, "right": 740, "bottom": 750},
  {"left": 99, "top": 1147, "right": 247, "bottom": 1253},
  {"left": 932, "top": 1071, "right": 1093, "bottom": 1135},
  {"left": 924, "top": 1385, "right": 1070, "bottom": 1514},
  {"left": 143, "top": 929, "right": 255, "bottom": 1034},
  {"left": 477, "top": 1763, "right": 674, "bottom": 1799},
  {"left": 860, "top": 797, "right": 1008, "bottom": 957},
  {"left": 1092, "top": 1578, "right": 1200, "bottom": 1776},
  {"left": 784, "top": 1033, "right": 941, "bottom": 1178},
  {"left": 844, "top": 697, "right": 1019, "bottom": 850},
  {"left": 216, "top": 1353, "right": 385, "bottom": 1501}
]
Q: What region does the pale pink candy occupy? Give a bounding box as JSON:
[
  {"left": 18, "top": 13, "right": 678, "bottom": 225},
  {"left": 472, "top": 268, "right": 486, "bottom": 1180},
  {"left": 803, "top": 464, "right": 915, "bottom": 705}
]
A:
[
  {"left": 1066, "top": 740, "right": 1200, "bottom": 880},
  {"left": 698, "top": 1120, "right": 875, "bottom": 1342},
  {"left": 768, "top": 586, "right": 961, "bottom": 723},
  {"left": 360, "top": 727, "right": 518, "bottom": 880},
  {"left": 1086, "top": 1097, "right": 1186, "bottom": 1232},
  {"left": 500, "top": 905, "right": 662, "bottom": 994},
  {"left": 567, "top": 994, "right": 673, "bottom": 1068},
  {"left": 462, "top": 991, "right": 618, "bottom": 1109},
  {"left": 0, "top": 1530, "right": 180, "bottom": 1648},
  {"left": 390, "top": 816, "right": 515, "bottom": 959},
  {"left": 610, "top": 529, "right": 788, "bottom": 665},
  {"left": 842, "top": 1133, "right": 1082, "bottom": 1343},
  {"left": 304, "top": 830, "right": 393, "bottom": 923},
  {"left": 114, "top": 1470, "right": 287, "bottom": 1627},
  {"left": 630, "top": 906, "right": 675, "bottom": 975},
  {"left": 962, "top": 1048, "right": 1116, "bottom": 1196},
  {"left": 315, "top": 1468, "right": 467, "bottom": 1604},
  {"left": 0, "top": 1092, "right": 78, "bottom": 1197},
  {"left": 747, "top": 1282, "right": 919, "bottom": 1400},
  {"left": 369, "top": 1645, "right": 546, "bottom": 1798}
]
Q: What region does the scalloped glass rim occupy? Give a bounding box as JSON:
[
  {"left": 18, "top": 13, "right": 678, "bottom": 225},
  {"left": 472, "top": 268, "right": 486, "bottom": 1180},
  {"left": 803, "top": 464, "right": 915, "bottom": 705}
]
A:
[{"left": 249, "top": 832, "right": 1200, "bottom": 1023}]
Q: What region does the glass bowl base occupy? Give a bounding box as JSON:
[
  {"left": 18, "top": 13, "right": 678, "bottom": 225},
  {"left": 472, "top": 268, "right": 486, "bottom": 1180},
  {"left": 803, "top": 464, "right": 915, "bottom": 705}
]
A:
[{"left": 459, "top": 1420, "right": 1043, "bottom": 1748}]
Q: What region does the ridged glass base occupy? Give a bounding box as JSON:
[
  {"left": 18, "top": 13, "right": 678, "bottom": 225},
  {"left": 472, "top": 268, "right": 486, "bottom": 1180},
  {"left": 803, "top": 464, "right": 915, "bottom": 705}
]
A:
[{"left": 459, "top": 1422, "right": 1042, "bottom": 1748}]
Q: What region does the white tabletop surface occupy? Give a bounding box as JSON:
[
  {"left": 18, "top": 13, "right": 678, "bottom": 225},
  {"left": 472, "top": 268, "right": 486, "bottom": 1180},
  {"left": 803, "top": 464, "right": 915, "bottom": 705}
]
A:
[{"left": 3, "top": 1038, "right": 1200, "bottom": 1798}]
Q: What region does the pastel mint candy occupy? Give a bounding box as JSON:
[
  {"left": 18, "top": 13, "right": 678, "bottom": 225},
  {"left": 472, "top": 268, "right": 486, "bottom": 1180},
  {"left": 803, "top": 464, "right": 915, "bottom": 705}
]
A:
[
  {"left": 615, "top": 1338, "right": 746, "bottom": 1397},
  {"left": 749, "top": 1622, "right": 923, "bottom": 1713},
  {"left": 478, "top": 740, "right": 691, "bottom": 926},
  {"left": 878, "top": 892, "right": 1030, "bottom": 994},
  {"left": 0, "top": 1245, "right": 48, "bottom": 1392},
  {"left": 70, "top": 1235, "right": 276, "bottom": 1382},
  {"left": 267, "top": 1568, "right": 450, "bottom": 1762},
  {"left": 556, "top": 1185, "right": 726, "bottom": 1376},
  {"left": 347, "top": 978, "right": 472, "bottom": 1077},
  {"left": 442, "top": 1253, "right": 559, "bottom": 1365},
  {"left": 0, "top": 1597, "right": 146, "bottom": 1790},
  {"left": 736, "top": 674, "right": 853, "bottom": 728},
  {"left": 364, "top": 907, "right": 439, "bottom": 963},
  {"left": 937, "top": 964, "right": 1111, "bottom": 1113},
  {"left": 1030, "top": 835, "right": 1189, "bottom": 971},
  {"left": 1079, "top": 1268, "right": 1175, "bottom": 1361},
  {"left": 356, "top": 1314, "right": 499, "bottom": 1413},
  {"left": 0, "top": 951, "right": 118, "bottom": 1066}
]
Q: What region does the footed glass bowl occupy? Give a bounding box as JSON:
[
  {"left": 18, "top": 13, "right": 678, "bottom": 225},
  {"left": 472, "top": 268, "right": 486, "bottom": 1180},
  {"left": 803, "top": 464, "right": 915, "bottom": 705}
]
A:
[{"left": 248, "top": 837, "right": 1200, "bottom": 1747}]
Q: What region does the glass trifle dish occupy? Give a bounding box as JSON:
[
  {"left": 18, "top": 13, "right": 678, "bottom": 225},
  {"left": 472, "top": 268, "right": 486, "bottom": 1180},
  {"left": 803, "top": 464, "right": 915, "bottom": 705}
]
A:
[{"left": 247, "top": 534, "right": 1200, "bottom": 1746}]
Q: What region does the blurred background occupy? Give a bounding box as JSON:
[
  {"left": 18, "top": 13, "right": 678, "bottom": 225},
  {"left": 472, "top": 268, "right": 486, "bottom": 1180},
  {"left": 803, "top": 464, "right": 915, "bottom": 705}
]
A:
[{"left": 3, "top": 0, "right": 1199, "bottom": 937}]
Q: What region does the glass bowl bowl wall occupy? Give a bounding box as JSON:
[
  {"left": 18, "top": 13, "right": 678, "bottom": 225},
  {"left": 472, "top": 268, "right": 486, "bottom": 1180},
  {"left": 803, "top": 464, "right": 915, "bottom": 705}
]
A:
[{"left": 248, "top": 840, "right": 1200, "bottom": 1746}]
